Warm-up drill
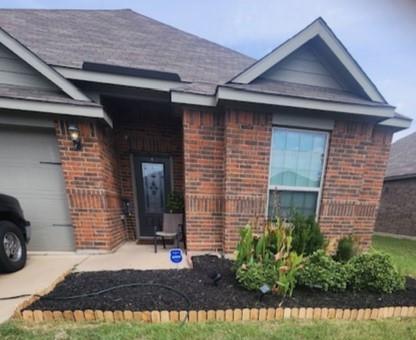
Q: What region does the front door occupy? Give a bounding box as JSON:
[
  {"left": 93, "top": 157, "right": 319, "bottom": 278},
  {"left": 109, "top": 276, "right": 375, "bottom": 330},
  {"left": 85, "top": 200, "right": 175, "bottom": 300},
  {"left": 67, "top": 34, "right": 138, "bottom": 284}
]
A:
[{"left": 135, "top": 156, "right": 171, "bottom": 237}]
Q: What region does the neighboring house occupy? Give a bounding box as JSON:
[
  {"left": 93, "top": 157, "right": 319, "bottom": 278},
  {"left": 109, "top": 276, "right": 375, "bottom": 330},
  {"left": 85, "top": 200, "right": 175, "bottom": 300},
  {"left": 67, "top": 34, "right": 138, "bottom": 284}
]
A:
[
  {"left": 376, "top": 132, "right": 416, "bottom": 238},
  {"left": 0, "top": 9, "right": 410, "bottom": 253}
]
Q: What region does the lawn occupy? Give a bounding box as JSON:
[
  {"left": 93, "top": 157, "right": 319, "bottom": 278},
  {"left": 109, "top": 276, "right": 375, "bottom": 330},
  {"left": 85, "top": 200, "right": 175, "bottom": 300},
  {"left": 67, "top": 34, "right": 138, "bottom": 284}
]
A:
[
  {"left": 1, "top": 319, "right": 416, "bottom": 340},
  {"left": 373, "top": 235, "right": 416, "bottom": 277}
]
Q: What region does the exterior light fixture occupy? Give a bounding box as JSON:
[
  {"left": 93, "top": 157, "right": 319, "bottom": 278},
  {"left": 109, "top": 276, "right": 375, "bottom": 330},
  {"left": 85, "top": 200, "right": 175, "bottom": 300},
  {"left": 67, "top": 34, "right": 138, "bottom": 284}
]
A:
[
  {"left": 68, "top": 123, "right": 82, "bottom": 151},
  {"left": 259, "top": 283, "right": 271, "bottom": 301},
  {"left": 208, "top": 271, "right": 222, "bottom": 286}
]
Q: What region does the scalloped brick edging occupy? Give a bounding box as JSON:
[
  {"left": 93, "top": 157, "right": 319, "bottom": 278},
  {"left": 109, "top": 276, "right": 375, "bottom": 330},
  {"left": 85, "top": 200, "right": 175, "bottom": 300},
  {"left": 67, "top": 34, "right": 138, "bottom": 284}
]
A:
[{"left": 16, "top": 306, "right": 416, "bottom": 323}]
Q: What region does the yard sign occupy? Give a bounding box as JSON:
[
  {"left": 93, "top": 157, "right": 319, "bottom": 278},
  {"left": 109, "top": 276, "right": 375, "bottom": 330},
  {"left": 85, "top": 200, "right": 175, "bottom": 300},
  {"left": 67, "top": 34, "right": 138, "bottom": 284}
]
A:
[{"left": 169, "top": 248, "right": 183, "bottom": 264}]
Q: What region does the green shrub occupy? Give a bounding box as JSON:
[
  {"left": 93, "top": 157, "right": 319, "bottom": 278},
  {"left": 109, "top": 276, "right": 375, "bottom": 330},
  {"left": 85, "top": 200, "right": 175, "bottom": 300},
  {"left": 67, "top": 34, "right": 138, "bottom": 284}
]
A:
[
  {"left": 348, "top": 252, "right": 405, "bottom": 293},
  {"left": 234, "top": 220, "right": 303, "bottom": 296},
  {"left": 235, "top": 262, "right": 277, "bottom": 291},
  {"left": 334, "top": 235, "right": 358, "bottom": 263},
  {"left": 297, "top": 250, "right": 350, "bottom": 292},
  {"left": 290, "top": 212, "right": 325, "bottom": 256},
  {"left": 166, "top": 192, "right": 184, "bottom": 213}
]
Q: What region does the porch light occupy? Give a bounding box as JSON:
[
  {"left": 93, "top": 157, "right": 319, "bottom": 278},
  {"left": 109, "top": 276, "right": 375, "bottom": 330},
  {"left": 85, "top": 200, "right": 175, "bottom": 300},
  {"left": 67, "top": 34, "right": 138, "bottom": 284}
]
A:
[{"left": 68, "top": 123, "right": 82, "bottom": 151}]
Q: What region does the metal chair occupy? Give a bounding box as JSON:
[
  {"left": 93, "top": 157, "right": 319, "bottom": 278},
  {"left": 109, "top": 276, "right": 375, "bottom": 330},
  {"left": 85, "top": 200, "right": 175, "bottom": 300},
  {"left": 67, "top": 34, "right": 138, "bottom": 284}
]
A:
[{"left": 154, "top": 213, "right": 183, "bottom": 253}]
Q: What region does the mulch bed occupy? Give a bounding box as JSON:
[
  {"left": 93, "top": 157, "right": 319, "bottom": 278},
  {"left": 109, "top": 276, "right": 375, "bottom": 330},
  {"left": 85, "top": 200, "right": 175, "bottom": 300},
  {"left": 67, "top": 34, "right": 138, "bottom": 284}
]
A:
[{"left": 26, "top": 255, "right": 416, "bottom": 311}]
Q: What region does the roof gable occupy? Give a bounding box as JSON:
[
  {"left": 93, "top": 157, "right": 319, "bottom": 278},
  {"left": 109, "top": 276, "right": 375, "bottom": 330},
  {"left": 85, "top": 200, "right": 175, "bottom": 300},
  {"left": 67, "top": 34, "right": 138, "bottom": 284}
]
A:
[
  {"left": 0, "top": 27, "right": 89, "bottom": 101},
  {"left": 260, "top": 43, "right": 344, "bottom": 90},
  {"left": 0, "top": 43, "right": 57, "bottom": 91},
  {"left": 230, "top": 18, "right": 386, "bottom": 103}
]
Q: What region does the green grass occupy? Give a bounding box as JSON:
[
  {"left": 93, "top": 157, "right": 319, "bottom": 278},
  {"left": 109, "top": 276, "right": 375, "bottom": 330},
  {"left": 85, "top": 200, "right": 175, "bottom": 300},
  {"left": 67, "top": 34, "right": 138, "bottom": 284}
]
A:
[
  {"left": 373, "top": 235, "right": 416, "bottom": 277},
  {"left": 1, "top": 319, "right": 416, "bottom": 340}
]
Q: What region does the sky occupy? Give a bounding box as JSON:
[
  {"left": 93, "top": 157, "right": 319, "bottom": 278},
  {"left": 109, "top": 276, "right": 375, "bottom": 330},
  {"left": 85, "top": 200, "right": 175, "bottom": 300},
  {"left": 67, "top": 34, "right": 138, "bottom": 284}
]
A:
[{"left": 2, "top": 0, "right": 416, "bottom": 141}]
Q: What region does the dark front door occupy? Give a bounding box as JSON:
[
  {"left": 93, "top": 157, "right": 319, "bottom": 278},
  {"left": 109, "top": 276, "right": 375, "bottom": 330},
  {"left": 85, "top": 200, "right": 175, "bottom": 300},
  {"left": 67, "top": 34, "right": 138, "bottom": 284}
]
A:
[{"left": 135, "top": 156, "right": 171, "bottom": 237}]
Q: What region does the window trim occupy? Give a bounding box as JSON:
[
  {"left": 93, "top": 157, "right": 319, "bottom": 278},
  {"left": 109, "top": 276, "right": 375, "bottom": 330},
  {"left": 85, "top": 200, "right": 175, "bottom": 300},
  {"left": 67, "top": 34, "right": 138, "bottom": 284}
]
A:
[{"left": 267, "top": 126, "right": 330, "bottom": 218}]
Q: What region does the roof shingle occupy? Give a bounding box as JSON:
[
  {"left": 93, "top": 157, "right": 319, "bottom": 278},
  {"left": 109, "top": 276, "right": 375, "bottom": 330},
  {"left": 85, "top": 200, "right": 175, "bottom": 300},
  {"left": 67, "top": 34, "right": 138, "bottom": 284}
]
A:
[
  {"left": 0, "top": 9, "right": 254, "bottom": 84},
  {"left": 0, "top": 83, "right": 99, "bottom": 106},
  {"left": 385, "top": 132, "right": 416, "bottom": 180},
  {"left": 223, "top": 79, "right": 393, "bottom": 107}
]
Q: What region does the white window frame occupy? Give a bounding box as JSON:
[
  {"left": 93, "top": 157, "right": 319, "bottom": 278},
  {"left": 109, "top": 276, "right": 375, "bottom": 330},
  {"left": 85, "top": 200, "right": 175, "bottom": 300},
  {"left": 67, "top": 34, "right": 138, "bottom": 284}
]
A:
[{"left": 267, "top": 126, "right": 330, "bottom": 218}]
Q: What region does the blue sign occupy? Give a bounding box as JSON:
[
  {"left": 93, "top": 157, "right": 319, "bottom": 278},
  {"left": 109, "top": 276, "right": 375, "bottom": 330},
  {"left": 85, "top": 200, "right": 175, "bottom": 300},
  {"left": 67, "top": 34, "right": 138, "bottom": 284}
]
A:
[{"left": 169, "top": 248, "right": 183, "bottom": 264}]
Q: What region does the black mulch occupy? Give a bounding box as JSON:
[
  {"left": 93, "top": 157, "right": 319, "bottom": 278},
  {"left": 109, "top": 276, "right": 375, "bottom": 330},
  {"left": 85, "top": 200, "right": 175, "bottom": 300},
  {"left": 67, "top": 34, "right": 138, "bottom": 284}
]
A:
[{"left": 27, "top": 255, "right": 416, "bottom": 311}]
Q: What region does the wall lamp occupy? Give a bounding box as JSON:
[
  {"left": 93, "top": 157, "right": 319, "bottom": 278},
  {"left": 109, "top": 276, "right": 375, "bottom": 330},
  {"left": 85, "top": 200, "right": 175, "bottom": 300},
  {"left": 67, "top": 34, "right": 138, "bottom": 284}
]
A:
[{"left": 68, "top": 123, "right": 82, "bottom": 151}]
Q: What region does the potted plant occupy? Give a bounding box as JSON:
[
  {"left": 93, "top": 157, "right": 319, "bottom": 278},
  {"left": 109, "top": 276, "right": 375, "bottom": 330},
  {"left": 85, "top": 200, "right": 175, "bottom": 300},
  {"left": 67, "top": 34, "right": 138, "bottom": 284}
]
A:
[
  {"left": 163, "top": 192, "right": 184, "bottom": 240},
  {"left": 166, "top": 191, "right": 184, "bottom": 214}
]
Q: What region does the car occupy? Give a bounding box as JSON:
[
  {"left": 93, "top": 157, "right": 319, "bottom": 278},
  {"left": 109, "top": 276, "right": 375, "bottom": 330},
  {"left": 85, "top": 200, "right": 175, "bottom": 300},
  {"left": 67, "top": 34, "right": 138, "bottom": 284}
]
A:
[{"left": 0, "top": 194, "right": 31, "bottom": 273}]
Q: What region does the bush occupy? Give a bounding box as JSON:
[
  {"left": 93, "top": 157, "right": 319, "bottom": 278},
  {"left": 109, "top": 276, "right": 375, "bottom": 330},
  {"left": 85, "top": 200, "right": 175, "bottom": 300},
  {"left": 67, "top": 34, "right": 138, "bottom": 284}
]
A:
[
  {"left": 235, "top": 262, "right": 277, "bottom": 291},
  {"left": 348, "top": 252, "right": 405, "bottom": 293},
  {"left": 166, "top": 192, "right": 184, "bottom": 213},
  {"left": 334, "top": 235, "right": 358, "bottom": 263},
  {"left": 297, "top": 250, "right": 350, "bottom": 292},
  {"left": 234, "top": 220, "right": 303, "bottom": 296},
  {"left": 290, "top": 213, "right": 325, "bottom": 256}
]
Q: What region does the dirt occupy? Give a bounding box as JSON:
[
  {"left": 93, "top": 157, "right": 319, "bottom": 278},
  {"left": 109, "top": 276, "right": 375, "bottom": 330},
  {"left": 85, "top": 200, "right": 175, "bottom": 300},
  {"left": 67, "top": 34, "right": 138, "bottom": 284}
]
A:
[{"left": 27, "top": 255, "right": 416, "bottom": 311}]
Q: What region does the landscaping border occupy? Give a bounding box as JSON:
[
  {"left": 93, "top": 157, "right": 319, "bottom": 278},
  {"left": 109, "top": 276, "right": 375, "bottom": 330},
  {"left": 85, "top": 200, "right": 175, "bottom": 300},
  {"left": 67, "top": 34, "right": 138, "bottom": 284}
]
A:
[
  {"left": 16, "top": 306, "right": 416, "bottom": 323},
  {"left": 12, "top": 268, "right": 73, "bottom": 320},
  {"left": 12, "top": 259, "right": 416, "bottom": 324}
]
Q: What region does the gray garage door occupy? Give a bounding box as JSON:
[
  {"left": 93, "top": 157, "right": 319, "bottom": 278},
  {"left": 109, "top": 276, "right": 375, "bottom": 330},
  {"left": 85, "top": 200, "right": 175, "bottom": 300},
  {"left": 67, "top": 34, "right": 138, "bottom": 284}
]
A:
[{"left": 0, "top": 125, "right": 74, "bottom": 251}]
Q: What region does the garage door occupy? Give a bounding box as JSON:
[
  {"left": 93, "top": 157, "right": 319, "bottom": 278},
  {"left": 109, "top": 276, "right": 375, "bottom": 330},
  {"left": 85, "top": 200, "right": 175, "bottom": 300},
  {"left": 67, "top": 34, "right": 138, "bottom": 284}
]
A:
[{"left": 0, "top": 125, "right": 74, "bottom": 251}]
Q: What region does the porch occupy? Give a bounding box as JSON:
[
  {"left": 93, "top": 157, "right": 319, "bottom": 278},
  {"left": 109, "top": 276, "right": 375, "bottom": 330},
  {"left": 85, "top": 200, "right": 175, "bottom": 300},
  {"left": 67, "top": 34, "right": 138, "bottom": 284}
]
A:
[
  {"left": 76, "top": 242, "right": 191, "bottom": 271},
  {"left": 106, "top": 97, "right": 185, "bottom": 246}
]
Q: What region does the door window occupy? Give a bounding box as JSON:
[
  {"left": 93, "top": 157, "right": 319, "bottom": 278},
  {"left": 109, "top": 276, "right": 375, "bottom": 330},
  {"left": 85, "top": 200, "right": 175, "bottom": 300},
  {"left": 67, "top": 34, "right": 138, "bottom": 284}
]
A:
[{"left": 141, "top": 162, "right": 165, "bottom": 214}]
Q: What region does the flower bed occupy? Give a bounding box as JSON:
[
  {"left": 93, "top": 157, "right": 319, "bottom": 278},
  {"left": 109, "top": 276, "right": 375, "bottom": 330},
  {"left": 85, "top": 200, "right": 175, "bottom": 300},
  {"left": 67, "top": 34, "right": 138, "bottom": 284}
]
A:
[{"left": 16, "top": 255, "right": 416, "bottom": 323}]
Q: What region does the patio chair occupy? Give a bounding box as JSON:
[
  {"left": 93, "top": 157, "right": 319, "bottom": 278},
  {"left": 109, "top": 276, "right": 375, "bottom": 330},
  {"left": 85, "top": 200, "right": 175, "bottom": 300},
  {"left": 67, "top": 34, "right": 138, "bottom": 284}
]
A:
[{"left": 154, "top": 213, "right": 183, "bottom": 253}]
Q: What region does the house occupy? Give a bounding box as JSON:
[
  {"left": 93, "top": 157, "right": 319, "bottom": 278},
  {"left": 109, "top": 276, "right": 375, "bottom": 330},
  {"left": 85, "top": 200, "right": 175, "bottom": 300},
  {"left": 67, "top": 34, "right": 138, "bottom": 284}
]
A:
[
  {"left": 0, "top": 9, "right": 410, "bottom": 253},
  {"left": 376, "top": 132, "right": 416, "bottom": 238}
]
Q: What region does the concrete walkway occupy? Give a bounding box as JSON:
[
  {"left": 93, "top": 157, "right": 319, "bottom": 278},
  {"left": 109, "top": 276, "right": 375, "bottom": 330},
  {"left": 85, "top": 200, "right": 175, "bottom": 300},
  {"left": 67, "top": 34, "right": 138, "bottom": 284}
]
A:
[
  {"left": 0, "top": 242, "right": 189, "bottom": 323},
  {"left": 0, "top": 253, "right": 86, "bottom": 323}
]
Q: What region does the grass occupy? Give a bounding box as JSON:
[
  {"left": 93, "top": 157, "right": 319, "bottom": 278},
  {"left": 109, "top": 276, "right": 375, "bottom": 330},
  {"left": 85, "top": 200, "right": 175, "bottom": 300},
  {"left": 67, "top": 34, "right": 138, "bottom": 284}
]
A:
[
  {"left": 372, "top": 235, "right": 416, "bottom": 277},
  {"left": 1, "top": 319, "right": 416, "bottom": 340}
]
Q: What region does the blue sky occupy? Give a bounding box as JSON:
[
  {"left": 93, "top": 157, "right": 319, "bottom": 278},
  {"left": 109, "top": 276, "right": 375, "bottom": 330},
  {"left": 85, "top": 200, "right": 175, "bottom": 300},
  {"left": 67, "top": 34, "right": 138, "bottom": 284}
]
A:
[{"left": 3, "top": 0, "right": 416, "bottom": 141}]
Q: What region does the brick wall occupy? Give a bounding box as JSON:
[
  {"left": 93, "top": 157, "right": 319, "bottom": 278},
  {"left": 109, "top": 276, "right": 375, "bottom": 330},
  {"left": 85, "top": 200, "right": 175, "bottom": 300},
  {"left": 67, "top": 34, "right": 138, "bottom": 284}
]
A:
[
  {"left": 183, "top": 108, "right": 225, "bottom": 251},
  {"left": 223, "top": 109, "right": 272, "bottom": 252},
  {"left": 182, "top": 107, "right": 271, "bottom": 252},
  {"left": 55, "top": 119, "right": 126, "bottom": 250},
  {"left": 55, "top": 107, "right": 393, "bottom": 252},
  {"left": 376, "top": 178, "right": 416, "bottom": 237},
  {"left": 114, "top": 110, "right": 184, "bottom": 239},
  {"left": 319, "top": 121, "right": 393, "bottom": 248},
  {"left": 183, "top": 108, "right": 393, "bottom": 252}
]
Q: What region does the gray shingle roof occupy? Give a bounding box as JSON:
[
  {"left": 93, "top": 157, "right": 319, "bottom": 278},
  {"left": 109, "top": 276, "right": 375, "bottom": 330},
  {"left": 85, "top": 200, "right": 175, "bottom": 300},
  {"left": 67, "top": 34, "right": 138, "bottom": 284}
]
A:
[
  {"left": 0, "top": 9, "right": 254, "bottom": 84},
  {"left": 0, "top": 9, "right": 408, "bottom": 114},
  {"left": 385, "top": 132, "right": 416, "bottom": 180},
  {"left": 223, "top": 79, "right": 393, "bottom": 107},
  {"left": 173, "top": 79, "right": 394, "bottom": 107},
  {"left": 0, "top": 84, "right": 99, "bottom": 106}
]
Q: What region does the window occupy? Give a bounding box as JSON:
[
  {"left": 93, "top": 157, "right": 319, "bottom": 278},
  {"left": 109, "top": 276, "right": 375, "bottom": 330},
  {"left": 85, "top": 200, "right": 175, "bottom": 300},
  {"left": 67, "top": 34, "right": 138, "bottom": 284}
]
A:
[{"left": 268, "top": 127, "right": 328, "bottom": 218}]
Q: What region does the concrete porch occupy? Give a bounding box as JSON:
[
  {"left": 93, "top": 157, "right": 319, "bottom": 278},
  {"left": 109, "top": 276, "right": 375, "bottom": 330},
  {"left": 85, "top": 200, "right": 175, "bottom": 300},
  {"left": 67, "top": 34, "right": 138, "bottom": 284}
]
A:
[{"left": 76, "top": 242, "right": 190, "bottom": 271}]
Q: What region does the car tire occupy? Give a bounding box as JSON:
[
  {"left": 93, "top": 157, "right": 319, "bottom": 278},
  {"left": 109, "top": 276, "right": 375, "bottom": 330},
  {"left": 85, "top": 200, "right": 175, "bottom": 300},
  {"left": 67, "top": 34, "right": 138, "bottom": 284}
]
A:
[{"left": 0, "top": 220, "right": 27, "bottom": 273}]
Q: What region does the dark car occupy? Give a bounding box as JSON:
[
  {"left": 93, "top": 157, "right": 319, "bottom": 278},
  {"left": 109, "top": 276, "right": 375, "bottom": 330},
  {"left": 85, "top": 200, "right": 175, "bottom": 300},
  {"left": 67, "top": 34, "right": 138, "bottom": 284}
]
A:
[{"left": 0, "top": 194, "right": 31, "bottom": 273}]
